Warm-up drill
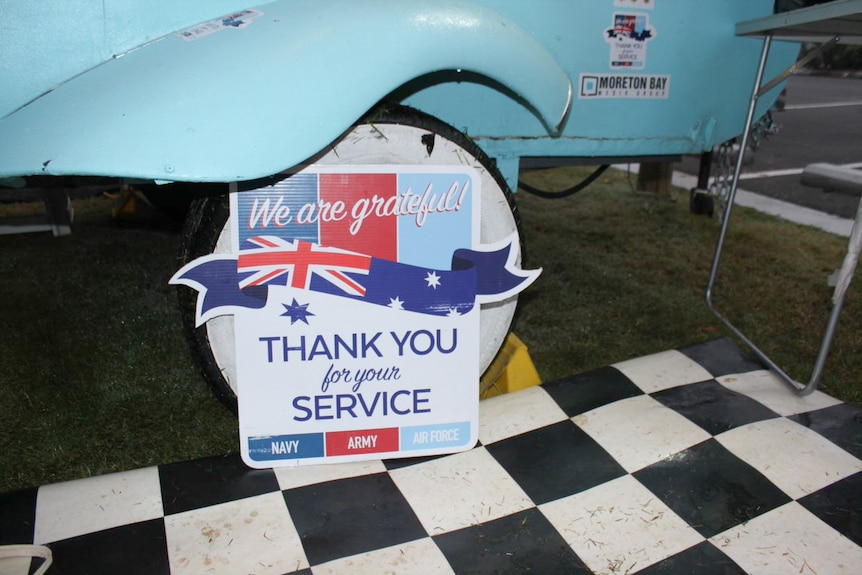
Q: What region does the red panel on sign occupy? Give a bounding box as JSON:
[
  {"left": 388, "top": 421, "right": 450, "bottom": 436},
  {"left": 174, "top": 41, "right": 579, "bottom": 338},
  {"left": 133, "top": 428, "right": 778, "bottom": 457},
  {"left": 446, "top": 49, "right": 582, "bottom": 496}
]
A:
[
  {"left": 319, "top": 173, "right": 397, "bottom": 261},
  {"left": 326, "top": 427, "right": 399, "bottom": 456}
]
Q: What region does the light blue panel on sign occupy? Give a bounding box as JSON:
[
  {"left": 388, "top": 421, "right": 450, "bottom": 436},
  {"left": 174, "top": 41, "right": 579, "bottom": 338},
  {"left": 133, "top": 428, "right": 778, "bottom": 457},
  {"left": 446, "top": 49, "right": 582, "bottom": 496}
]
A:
[
  {"left": 397, "top": 173, "right": 474, "bottom": 270},
  {"left": 234, "top": 173, "right": 320, "bottom": 246},
  {"left": 401, "top": 422, "right": 471, "bottom": 451}
]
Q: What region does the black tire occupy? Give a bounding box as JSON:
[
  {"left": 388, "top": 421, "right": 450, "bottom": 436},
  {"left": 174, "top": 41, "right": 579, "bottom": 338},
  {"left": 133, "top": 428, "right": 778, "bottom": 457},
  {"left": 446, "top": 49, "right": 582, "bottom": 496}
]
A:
[
  {"left": 177, "top": 106, "right": 524, "bottom": 412},
  {"left": 178, "top": 191, "right": 235, "bottom": 409}
]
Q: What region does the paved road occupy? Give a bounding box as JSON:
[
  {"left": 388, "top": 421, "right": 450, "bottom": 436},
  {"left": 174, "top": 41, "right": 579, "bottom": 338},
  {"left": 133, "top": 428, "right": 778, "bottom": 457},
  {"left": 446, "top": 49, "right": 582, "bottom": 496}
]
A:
[{"left": 678, "top": 74, "right": 862, "bottom": 219}]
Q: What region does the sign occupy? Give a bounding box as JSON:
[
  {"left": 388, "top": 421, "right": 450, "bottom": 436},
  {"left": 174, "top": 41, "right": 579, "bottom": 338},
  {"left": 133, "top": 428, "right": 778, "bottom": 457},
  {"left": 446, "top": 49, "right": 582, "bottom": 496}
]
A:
[
  {"left": 172, "top": 165, "right": 539, "bottom": 468},
  {"left": 579, "top": 73, "right": 670, "bottom": 99},
  {"left": 606, "top": 12, "right": 656, "bottom": 69}
]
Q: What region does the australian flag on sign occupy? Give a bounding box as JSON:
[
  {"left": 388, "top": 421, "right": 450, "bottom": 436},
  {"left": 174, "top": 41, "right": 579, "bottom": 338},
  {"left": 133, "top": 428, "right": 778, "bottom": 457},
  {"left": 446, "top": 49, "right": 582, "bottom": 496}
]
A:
[{"left": 172, "top": 234, "right": 538, "bottom": 326}]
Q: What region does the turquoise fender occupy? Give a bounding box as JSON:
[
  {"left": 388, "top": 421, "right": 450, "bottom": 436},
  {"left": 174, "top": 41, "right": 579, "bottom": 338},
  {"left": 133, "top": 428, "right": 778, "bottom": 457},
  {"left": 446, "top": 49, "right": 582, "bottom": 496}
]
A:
[{"left": 0, "top": 0, "right": 572, "bottom": 183}]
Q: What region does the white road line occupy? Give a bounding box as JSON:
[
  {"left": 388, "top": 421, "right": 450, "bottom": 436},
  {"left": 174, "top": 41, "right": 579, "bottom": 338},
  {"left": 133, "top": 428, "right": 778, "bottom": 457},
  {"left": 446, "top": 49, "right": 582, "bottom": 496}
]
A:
[
  {"left": 784, "top": 101, "right": 862, "bottom": 110},
  {"left": 739, "top": 163, "right": 862, "bottom": 181},
  {"left": 738, "top": 168, "right": 803, "bottom": 180},
  {"left": 610, "top": 164, "right": 855, "bottom": 237}
]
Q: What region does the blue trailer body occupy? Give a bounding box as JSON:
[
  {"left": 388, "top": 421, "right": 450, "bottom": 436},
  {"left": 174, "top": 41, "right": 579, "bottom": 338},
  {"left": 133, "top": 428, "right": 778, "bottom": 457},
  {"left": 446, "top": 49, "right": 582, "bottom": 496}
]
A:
[{"left": 0, "top": 0, "right": 799, "bottom": 190}]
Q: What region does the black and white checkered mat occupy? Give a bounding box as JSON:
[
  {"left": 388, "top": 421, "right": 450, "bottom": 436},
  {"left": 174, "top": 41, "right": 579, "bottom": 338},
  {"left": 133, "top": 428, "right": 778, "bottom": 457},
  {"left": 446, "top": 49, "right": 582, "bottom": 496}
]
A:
[{"left": 2, "top": 338, "right": 860, "bottom": 574}]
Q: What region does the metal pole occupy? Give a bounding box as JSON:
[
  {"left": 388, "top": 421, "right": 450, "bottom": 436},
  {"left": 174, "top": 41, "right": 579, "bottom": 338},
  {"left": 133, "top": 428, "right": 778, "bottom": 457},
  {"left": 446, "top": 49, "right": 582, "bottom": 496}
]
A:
[
  {"left": 703, "top": 33, "right": 846, "bottom": 396},
  {"left": 706, "top": 34, "right": 773, "bottom": 302},
  {"left": 703, "top": 34, "right": 810, "bottom": 394}
]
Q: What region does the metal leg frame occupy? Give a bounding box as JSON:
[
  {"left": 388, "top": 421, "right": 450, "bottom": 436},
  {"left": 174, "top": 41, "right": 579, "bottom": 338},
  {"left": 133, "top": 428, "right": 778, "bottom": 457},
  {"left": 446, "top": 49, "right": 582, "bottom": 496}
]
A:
[
  {"left": 0, "top": 188, "right": 73, "bottom": 237},
  {"left": 705, "top": 34, "right": 859, "bottom": 396}
]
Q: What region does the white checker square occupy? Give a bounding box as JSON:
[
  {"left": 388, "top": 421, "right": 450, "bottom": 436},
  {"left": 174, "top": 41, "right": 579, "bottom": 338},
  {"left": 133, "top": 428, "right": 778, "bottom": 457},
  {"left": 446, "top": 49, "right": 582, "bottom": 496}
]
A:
[
  {"left": 274, "top": 459, "right": 387, "bottom": 490},
  {"left": 573, "top": 394, "right": 712, "bottom": 472},
  {"left": 388, "top": 447, "right": 534, "bottom": 535},
  {"left": 34, "top": 466, "right": 162, "bottom": 544},
  {"left": 0, "top": 555, "right": 32, "bottom": 575},
  {"left": 613, "top": 350, "right": 713, "bottom": 393},
  {"left": 540, "top": 475, "right": 704, "bottom": 575},
  {"left": 715, "top": 417, "right": 862, "bottom": 499},
  {"left": 478, "top": 386, "right": 568, "bottom": 445},
  {"left": 710, "top": 502, "right": 862, "bottom": 574},
  {"left": 164, "top": 491, "right": 307, "bottom": 575},
  {"left": 312, "top": 538, "right": 455, "bottom": 575},
  {"left": 717, "top": 370, "right": 842, "bottom": 416}
]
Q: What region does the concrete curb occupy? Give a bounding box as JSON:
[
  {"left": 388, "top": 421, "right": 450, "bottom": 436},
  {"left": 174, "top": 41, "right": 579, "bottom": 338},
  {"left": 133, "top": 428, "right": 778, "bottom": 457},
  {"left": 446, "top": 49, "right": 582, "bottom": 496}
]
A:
[{"left": 611, "top": 164, "right": 855, "bottom": 238}]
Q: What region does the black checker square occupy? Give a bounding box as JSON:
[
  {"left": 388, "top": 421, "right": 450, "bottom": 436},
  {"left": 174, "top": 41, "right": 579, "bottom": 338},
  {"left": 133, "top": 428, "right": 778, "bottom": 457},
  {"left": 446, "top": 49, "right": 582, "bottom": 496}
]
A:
[
  {"left": 486, "top": 421, "right": 627, "bottom": 505},
  {"left": 633, "top": 439, "right": 791, "bottom": 538},
  {"left": 799, "top": 471, "right": 862, "bottom": 547},
  {"left": 433, "top": 508, "right": 589, "bottom": 574},
  {"left": 159, "top": 453, "right": 280, "bottom": 515},
  {"left": 635, "top": 541, "right": 746, "bottom": 575},
  {"left": 678, "top": 338, "right": 762, "bottom": 377},
  {"left": 0, "top": 487, "right": 37, "bottom": 545},
  {"left": 282, "top": 472, "right": 426, "bottom": 566},
  {"left": 790, "top": 403, "right": 862, "bottom": 460},
  {"left": 543, "top": 366, "right": 643, "bottom": 417},
  {"left": 45, "top": 518, "right": 169, "bottom": 575},
  {"left": 652, "top": 379, "right": 780, "bottom": 435}
]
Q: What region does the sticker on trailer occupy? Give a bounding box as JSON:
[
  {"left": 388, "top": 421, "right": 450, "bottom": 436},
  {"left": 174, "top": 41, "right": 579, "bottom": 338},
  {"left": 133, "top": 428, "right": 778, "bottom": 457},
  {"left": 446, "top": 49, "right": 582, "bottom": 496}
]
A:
[
  {"left": 606, "top": 12, "right": 656, "bottom": 69},
  {"left": 171, "top": 165, "right": 539, "bottom": 468},
  {"left": 178, "top": 9, "right": 263, "bottom": 42},
  {"left": 614, "top": 0, "right": 655, "bottom": 9},
  {"left": 579, "top": 73, "right": 670, "bottom": 99}
]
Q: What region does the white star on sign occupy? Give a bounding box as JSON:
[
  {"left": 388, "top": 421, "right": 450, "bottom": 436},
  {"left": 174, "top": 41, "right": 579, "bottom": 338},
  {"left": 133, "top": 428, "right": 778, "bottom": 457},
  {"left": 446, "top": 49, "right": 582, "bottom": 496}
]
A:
[
  {"left": 446, "top": 307, "right": 461, "bottom": 317},
  {"left": 388, "top": 296, "right": 405, "bottom": 310},
  {"left": 425, "top": 271, "right": 441, "bottom": 289}
]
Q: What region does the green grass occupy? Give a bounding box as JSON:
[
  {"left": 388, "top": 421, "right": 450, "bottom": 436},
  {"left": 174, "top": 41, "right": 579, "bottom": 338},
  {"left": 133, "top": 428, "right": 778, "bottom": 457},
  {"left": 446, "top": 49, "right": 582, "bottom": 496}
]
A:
[
  {"left": 513, "top": 167, "right": 861, "bottom": 401},
  {"left": 1, "top": 169, "right": 859, "bottom": 493},
  {"left": 0, "top": 196, "right": 237, "bottom": 492}
]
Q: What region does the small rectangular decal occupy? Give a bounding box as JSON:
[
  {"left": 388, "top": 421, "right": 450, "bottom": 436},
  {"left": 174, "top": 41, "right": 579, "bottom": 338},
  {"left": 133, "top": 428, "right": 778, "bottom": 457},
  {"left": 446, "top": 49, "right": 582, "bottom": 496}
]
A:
[
  {"left": 579, "top": 73, "right": 670, "bottom": 99},
  {"left": 179, "top": 9, "right": 263, "bottom": 42},
  {"left": 614, "top": 0, "right": 655, "bottom": 9},
  {"left": 606, "top": 12, "right": 656, "bottom": 69}
]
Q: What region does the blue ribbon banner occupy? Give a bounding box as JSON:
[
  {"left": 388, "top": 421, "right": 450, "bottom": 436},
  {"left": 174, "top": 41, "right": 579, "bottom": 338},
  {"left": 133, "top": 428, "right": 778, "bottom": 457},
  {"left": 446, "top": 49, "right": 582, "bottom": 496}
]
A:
[{"left": 171, "top": 234, "right": 539, "bottom": 326}]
